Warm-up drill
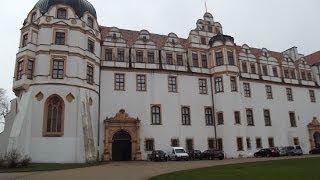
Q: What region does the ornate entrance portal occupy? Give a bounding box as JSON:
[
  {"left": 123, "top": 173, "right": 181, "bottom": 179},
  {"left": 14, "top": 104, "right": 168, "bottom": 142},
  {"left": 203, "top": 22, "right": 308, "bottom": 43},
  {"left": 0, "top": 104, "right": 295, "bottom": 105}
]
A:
[
  {"left": 308, "top": 117, "right": 320, "bottom": 149},
  {"left": 104, "top": 109, "right": 141, "bottom": 161}
]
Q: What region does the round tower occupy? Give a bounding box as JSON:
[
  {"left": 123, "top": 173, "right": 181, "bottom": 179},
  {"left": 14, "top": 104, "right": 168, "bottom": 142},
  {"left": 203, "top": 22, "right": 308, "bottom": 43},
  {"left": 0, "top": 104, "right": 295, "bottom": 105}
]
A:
[{"left": 12, "top": 0, "right": 100, "bottom": 163}]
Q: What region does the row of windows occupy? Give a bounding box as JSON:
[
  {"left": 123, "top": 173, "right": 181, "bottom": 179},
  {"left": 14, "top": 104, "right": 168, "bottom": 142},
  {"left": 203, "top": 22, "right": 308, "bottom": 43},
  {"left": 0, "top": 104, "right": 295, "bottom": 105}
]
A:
[
  {"left": 16, "top": 59, "right": 94, "bottom": 84},
  {"left": 217, "top": 110, "right": 297, "bottom": 127},
  {"left": 145, "top": 138, "right": 223, "bottom": 151},
  {"left": 56, "top": 8, "right": 94, "bottom": 28},
  {"left": 150, "top": 105, "right": 298, "bottom": 128},
  {"left": 241, "top": 61, "right": 313, "bottom": 81},
  {"left": 114, "top": 73, "right": 209, "bottom": 94}
]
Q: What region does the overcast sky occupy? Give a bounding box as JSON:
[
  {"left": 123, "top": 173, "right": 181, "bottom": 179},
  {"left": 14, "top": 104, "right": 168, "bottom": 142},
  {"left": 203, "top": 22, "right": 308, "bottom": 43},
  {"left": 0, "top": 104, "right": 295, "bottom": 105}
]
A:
[{"left": 0, "top": 0, "right": 319, "bottom": 100}]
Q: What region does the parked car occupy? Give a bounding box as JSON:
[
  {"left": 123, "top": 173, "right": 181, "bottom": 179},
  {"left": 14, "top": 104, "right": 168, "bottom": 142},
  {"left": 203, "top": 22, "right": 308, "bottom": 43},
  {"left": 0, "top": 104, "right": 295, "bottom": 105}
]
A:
[
  {"left": 309, "top": 147, "right": 320, "bottom": 154},
  {"left": 254, "top": 148, "right": 273, "bottom": 157},
  {"left": 277, "top": 147, "right": 288, "bottom": 156},
  {"left": 148, "top": 150, "right": 167, "bottom": 162},
  {"left": 167, "top": 147, "right": 189, "bottom": 161},
  {"left": 200, "top": 149, "right": 224, "bottom": 160},
  {"left": 187, "top": 150, "right": 202, "bottom": 160},
  {"left": 285, "top": 146, "right": 303, "bottom": 156}
]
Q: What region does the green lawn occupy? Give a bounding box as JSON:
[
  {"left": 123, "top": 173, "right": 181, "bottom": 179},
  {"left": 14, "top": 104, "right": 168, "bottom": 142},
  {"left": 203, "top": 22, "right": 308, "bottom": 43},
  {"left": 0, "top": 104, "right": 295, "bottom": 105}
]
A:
[
  {"left": 150, "top": 157, "right": 320, "bottom": 180},
  {"left": 0, "top": 162, "right": 106, "bottom": 173}
]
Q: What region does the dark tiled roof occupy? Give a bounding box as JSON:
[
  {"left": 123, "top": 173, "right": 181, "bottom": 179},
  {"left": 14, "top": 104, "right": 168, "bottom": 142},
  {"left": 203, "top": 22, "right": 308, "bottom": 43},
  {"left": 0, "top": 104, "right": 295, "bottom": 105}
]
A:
[{"left": 34, "top": 0, "right": 97, "bottom": 18}]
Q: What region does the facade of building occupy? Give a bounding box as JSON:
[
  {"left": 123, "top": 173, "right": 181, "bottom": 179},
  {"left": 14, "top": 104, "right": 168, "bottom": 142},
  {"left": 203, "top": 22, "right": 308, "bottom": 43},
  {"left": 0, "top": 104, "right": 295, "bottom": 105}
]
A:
[{"left": 1, "top": 0, "right": 320, "bottom": 163}]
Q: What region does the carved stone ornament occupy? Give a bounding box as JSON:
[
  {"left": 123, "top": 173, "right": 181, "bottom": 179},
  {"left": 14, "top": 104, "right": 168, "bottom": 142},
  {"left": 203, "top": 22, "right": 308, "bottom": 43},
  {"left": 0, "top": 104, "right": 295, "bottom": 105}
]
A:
[
  {"left": 71, "top": 19, "right": 77, "bottom": 25},
  {"left": 66, "top": 93, "right": 75, "bottom": 103},
  {"left": 35, "top": 92, "right": 44, "bottom": 101},
  {"left": 46, "top": 16, "right": 52, "bottom": 22}
]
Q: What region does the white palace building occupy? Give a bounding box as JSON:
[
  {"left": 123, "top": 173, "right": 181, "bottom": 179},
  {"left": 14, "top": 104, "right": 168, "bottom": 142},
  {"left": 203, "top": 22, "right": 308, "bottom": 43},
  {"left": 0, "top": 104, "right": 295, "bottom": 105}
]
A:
[{"left": 1, "top": 0, "right": 320, "bottom": 163}]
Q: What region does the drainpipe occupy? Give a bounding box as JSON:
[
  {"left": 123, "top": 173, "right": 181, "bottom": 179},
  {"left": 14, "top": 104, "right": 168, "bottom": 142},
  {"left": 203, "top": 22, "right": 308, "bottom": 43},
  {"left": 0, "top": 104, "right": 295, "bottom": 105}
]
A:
[
  {"left": 209, "top": 76, "right": 218, "bottom": 147},
  {"left": 97, "top": 43, "right": 103, "bottom": 160}
]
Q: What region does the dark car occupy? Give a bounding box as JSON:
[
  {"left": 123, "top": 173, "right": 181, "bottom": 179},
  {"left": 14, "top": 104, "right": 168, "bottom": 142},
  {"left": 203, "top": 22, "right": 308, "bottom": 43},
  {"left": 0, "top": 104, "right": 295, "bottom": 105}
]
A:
[
  {"left": 285, "top": 146, "right": 303, "bottom": 156},
  {"left": 254, "top": 148, "right": 273, "bottom": 157},
  {"left": 269, "top": 147, "right": 280, "bottom": 157},
  {"left": 148, "top": 150, "right": 167, "bottom": 162},
  {"left": 309, "top": 147, "right": 320, "bottom": 154},
  {"left": 187, "top": 150, "right": 202, "bottom": 160},
  {"left": 200, "top": 149, "right": 224, "bottom": 160}
]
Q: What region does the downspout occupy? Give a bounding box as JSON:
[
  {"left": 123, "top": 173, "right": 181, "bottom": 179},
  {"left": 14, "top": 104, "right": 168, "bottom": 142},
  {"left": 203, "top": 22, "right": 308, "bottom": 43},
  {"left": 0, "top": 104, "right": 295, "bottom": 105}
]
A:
[
  {"left": 209, "top": 75, "right": 218, "bottom": 147},
  {"left": 97, "top": 42, "right": 102, "bottom": 159}
]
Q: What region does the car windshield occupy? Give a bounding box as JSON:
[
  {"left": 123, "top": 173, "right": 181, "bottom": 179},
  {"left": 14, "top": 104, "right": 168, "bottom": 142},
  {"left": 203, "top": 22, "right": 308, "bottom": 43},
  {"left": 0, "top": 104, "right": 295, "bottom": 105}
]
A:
[
  {"left": 295, "top": 146, "right": 301, "bottom": 150},
  {"left": 287, "top": 147, "right": 294, "bottom": 150},
  {"left": 156, "top": 151, "right": 164, "bottom": 154},
  {"left": 175, "top": 149, "right": 186, "bottom": 153}
]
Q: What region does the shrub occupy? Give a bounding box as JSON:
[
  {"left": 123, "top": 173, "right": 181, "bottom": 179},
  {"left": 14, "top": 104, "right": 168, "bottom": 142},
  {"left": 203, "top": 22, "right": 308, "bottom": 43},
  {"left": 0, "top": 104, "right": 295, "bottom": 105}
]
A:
[
  {"left": 20, "top": 156, "right": 31, "bottom": 167},
  {"left": 5, "top": 149, "right": 21, "bottom": 168}
]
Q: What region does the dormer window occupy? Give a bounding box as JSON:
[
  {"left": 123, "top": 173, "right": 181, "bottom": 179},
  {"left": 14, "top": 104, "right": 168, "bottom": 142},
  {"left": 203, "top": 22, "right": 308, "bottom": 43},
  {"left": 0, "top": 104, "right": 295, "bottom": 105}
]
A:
[
  {"left": 112, "top": 33, "right": 117, "bottom": 39},
  {"left": 263, "top": 52, "right": 268, "bottom": 57},
  {"left": 142, "top": 36, "right": 147, "bottom": 41},
  {"left": 31, "top": 12, "right": 37, "bottom": 22},
  {"left": 201, "top": 37, "right": 206, "bottom": 45},
  {"left": 88, "top": 16, "right": 94, "bottom": 28},
  {"left": 208, "top": 26, "right": 213, "bottom": 33},
  {"left": 22, "top": 34, "right": 28, "bottom": 47},
  {"left": 171, "top": 39, "right": 175, "bottom": 44},
  {"left": 57, "top": 8, "right": 67, "bottom": 19}
]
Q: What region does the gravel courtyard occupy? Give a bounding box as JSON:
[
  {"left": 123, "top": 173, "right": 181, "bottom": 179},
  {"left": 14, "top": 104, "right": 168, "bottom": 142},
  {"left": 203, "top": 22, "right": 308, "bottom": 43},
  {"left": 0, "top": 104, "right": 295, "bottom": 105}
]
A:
[{"left": 0, "top": 156, "right": 316, "bottom": 180}]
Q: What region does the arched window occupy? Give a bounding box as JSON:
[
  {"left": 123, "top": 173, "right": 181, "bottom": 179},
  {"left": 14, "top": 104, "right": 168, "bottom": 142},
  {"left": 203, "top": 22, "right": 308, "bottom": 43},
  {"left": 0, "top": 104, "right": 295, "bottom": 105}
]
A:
[
  {"left": 57, "top": 8, "right": 67, "bottom": 19},
  {"left": 43, "top": 95, "right": 64, "bottom": 137}
]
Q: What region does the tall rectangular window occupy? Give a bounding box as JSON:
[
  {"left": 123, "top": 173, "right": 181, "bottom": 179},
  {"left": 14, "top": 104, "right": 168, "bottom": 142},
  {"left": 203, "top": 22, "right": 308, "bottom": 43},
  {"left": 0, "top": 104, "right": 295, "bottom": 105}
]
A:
[
  {"left": 87, "top": 17, "right": 94, "bottom": 28},
  {"left": 145, "top": 139, "right": 154, "bottom": 151},
  {"left": 268, "top": 137, "right": 275, "bottom": 148},
  {"left": 151, "top": 105, "right": 161, "bottom": 125},
  {"left": 217, "top": 112, "right": 224, "bottom": 125},
  {"left": 215, "top": 77, "right": 223, "bottom": 93},
  {"left": 309, "top": 90, "right": 316, "bottom": 102},
  {"left": 86, "top": 64, "right": 94, "bottom": 84},
  {"left": 201, "top": 37, "right": 206, "bottom": 45},
  {"left": 208, "top": 138, "right": 215, "bottom": 150},
  {"left": 52, "top": 59, "right": 64, "bottom": 79},
  {"left": 301, "top": 71, "right": 306, "bottom": 80},
  {"left": 117, "top": 49, "right": 125, "bottom": 62},
  {"left": 256, "top": 138, "right": 262, "bottom": 149},
  {"left": 136, "top": 50, "right": 143, "bottom": 63},
  {"left": 171, "top": 139, "right": 179, "bottom": 147},
  {"left": 246, "top": 109, "right": 254, "bottom": 126},
  {"left": 307, "top": 72, "right": 312, "bottom": 81},
  {"left": 199, "top": 79, "right": 208, "bottom": 94},
  {"left": 264, "top": 109, "right": 272, "bottom": 126},
  {"left": 234, "top": 111, "right": 241, "bottom": 125},
  {"left": 136, "top": 74, "right": 146, "bottom": 91},
  {"left": 237, "top": 137, "right": 244, "bottom": 151},
  {"left": 87, "top": 39, "right": 95, "bottom": 53},
  {"left": 168, "top": 76, "right": 177, "bottom": 92},
  {"left": 215, "top": 51, "right": 224, "bottom": 66},
  {"left": 227, "top": 51, "right": 235, "bottom": 65},
  {"left": 286, "top": 88, "right": 294, "bottom": 101},
  {"left": 262, "top": 65, "right": 268, "bottom": 76},
  {"left": 186, "top": 139, "right": 194, "bottom": 151},
  {"left": 22, "top": 34, "right": 28, "bottom": 47},
  {"left": 217, "top": 138, "right": 223, "bottom": 150},
  {"left": 148, "top": 51, "right": 155, "bottom": 63},
  {"left": 230, "top": 76, "right": 237, "bottom": 92},
  {"left": 192, "top": 53, "right": 199, "bottom": 67},
  {"left": 16, "top": 61, "right": 24, "bottom": 80},
  {"left": 273, "top": 66, "right": 278, "bottom": 77},
  {"left": 289, "top": 111, "right": 297, "bottom": 127},
  {"left": 290, "top": 69, "right": 296, "bottom": 79},
  {"left": 176, "top": 54, "right": 183, "bottom": 66},
  {"left": 55, "top": 32, "right": 65, "bottom": 45},
  {"left": 166, "top": 53, "right": 173, "bottom": 65},
  {"left": 105, "top": 49, "right": 113, "bottom": 61},
  {"left": 293, "top": 137, "right": 300, "bottom": 146},
  {"left": 284, "top": 69, "right": 289, "bottom": 78},
  {"left": 242, "top": 62, "right": 248, "bottom": 73},
  {"left": 243, "top": 83, "right": 251, "bottom": 97},
  {"left": 205, "top": 107, "right": 214, "bottom": 126},
  {"left": 265, "top": 85, "right": 273, "bottom": 99},
  {"left": 26, "top": 60, "right": 34, "bottom": 80},
  {"left": 246, "top": 138, "right": 251, "bottom": 149},
  {"left": 181, "top": 106, "right": 191, "bottom": 125},
  {"left": 114, "top": 73, "right": 125, "bottom": 91},
  {"left": 201, "top": 54, "right": 208, "bottom": 68},
  {"left": 250, "top": 63, "right": 256, "bottom": 74}
]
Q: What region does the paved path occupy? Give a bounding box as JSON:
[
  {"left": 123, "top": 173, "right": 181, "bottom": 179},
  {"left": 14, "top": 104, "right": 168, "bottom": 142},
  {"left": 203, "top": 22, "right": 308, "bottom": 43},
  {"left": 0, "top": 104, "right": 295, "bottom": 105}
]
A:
[{"left": 0, "top": 156, "right": 317, "bottom": 180}]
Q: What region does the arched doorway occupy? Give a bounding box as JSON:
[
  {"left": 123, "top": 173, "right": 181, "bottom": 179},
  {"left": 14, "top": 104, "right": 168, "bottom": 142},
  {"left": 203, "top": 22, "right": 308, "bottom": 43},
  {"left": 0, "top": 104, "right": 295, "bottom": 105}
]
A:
[
  {"left": 314, "top": 132, "right": 320, "bottom": 148},
  {"left": 112, "top": 130, "right": 132, "bottom": 161}
]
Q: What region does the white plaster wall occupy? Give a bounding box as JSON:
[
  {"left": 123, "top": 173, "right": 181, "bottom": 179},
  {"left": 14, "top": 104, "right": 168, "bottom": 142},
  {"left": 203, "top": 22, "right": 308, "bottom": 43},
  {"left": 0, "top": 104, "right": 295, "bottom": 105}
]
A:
[{"left": 100, "top": 70, "right": 215, "bottom": 159}]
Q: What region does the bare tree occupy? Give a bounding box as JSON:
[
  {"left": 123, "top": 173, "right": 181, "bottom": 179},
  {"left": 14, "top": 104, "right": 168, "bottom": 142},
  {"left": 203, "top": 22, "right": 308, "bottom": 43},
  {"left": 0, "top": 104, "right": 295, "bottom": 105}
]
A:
[{"left": 0, "top": 88, "right": 9, "bottom": 117}]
